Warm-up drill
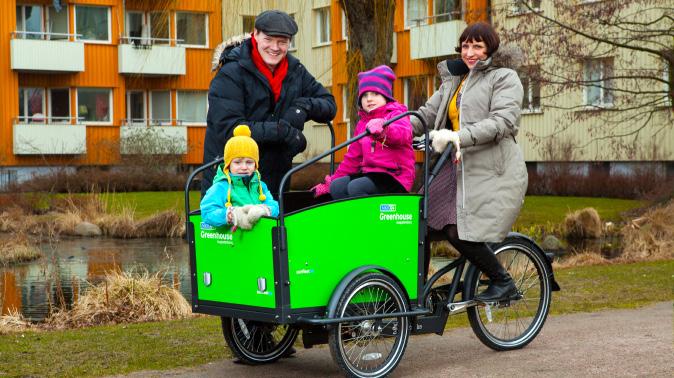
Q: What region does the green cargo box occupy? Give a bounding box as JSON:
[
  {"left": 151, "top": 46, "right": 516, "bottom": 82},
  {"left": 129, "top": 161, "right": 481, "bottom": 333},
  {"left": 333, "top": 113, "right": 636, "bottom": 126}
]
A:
[{"left": 188, "top": 194, "right": 424, "bottom": 323}]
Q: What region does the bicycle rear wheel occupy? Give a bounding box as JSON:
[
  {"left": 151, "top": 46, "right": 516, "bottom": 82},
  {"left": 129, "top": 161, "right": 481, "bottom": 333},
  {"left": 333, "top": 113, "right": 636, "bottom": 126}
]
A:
[{"left": 464, "top": 238, "right": 552, "bottom": 351}]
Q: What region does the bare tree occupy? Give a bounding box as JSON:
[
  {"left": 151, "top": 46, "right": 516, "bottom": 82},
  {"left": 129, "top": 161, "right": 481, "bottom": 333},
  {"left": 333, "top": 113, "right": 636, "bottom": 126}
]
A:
[
  {"left": 340, "top": 0, "right": 396, "bottom": 127},
  {"left": 495, "top": 0, "right": 673, "bottom": 157}
]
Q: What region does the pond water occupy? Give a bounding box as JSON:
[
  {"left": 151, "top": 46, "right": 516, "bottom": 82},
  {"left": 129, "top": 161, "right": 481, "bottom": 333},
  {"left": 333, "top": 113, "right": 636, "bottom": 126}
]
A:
[
  {"left": 0, "top": 237, "right": 190, "bottom": 321},
  {"left": 1, "top": 234, "right": 624, "bottom": 322}
]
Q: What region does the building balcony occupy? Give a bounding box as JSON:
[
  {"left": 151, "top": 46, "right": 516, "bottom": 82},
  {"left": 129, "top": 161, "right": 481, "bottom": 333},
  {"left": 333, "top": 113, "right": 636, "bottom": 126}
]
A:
[
  {"left": 409, "top": 19, "right": 467, "bottom": 60},
  {"left": 13, "top": 118, "right": 86, "bottom": 155},
  {"left": 120, "top": 122, "right": 188, "bottom": 154},
  {"left": 118, "top": 38, "right": 186, "bottom": 76},
  {"left": 10, "top": 33, "right": 85, "bottom": 73}
]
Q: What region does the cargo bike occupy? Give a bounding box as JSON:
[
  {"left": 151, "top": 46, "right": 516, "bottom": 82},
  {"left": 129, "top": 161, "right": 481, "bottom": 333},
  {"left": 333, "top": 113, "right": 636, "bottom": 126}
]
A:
[{"left": 184, "top": 112, "right": 560, "bottom": 377}]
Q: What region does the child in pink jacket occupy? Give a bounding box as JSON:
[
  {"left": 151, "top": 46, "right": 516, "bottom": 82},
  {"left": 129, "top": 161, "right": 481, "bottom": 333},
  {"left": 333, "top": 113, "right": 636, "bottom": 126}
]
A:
[{"left": 312, "top": 65, "right": 415, "bottom": 199}]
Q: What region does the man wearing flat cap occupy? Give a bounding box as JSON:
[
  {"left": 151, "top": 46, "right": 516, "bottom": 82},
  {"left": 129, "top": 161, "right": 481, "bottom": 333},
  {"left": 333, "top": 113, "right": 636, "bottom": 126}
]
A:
[{"left": 203, "top": 9, "right": 336, "bottom": 197}]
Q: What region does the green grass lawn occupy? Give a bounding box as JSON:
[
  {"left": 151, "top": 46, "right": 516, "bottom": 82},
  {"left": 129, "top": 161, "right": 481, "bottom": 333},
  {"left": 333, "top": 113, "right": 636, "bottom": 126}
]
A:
[
  {"left": 1, "top": 260, "right": 671, "bottom": 377},
  {"left": 515, "top": 195, "right": 645, "bottom": 229},
  {"left": 99, "top": 192, "right": 646, "bottom": 224}
]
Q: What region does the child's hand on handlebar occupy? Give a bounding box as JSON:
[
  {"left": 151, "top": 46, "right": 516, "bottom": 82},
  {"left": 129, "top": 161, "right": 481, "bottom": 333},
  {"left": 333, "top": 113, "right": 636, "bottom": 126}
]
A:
[
  {"left": 310, "top": 175, "right": 332, "bottom": 198},
  {"left": 365, "top": 118, "right": 386, "bottom": 139}
]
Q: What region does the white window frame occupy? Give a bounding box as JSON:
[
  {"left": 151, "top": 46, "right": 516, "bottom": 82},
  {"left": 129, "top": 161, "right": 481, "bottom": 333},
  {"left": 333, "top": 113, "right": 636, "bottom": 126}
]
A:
[
  {"left": 176, "top": 90, "right": 208, "bottom": 126},
  {"left": 46, "top": 4, "right": 69, "bottom": 40},
  {"left": 149, "top": 90, "right": 172, "bottom": 126},
  {"left": 47, "top": 88, "right": 71, "bottom": 123},
  {"left": 314, "top": 7, "right": 331, "bottom": 47},
  {"left": 124, "top": 10, "right": 145, "bottom": 40},
  {"left": 19, "top": 87, "right": 46, "bottom": 123},
  {"left": 341, "top": 85, "right": 349, "bottom": 122},
  {"left": 341, "top": 9, "right": 348, "bottom": 41},
  {"left": 663, "top": 59, "right": 672, "bottom": 107},
  {"left": 126, "top": 90, "right": 147, "bottom": 126},
  {"left": 76, "top": 88, "right": 113, "bottom": 125},
  {"left": 16, "top": 4, "right": 44, "bottom": 39},
  {"left": 405, "top": 0, "right": 428, "bottom": 29},
  {"left": 175, "top": 12, "right": 209, "bottom": 48},
  {"left": 74, "top": 5, "right": 112, "bottom": 44},
  {"left": 583, "top": 58, "right": 613, "bottom": 108}
]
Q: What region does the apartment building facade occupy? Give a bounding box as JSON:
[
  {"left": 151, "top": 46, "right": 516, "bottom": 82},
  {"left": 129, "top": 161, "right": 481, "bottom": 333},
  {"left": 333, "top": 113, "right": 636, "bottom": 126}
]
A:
[
  {"left": 492, "top": 0, "right": 673, "bottom": 176},
  {"left": 0, "top": 0, "right": 221, "bottom": 188}
]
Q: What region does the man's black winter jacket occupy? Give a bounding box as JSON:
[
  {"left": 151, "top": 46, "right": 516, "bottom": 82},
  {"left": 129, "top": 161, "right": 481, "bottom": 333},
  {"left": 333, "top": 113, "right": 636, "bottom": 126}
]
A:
[{"left": 202, "top": 37, "right": 336, "bottom": 197}]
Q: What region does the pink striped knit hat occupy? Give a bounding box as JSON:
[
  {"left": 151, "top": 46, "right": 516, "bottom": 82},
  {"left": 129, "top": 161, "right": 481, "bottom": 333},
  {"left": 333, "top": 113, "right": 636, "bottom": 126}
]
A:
[{"left": 357, "top": 65, "right": 396, "bottom": 105}]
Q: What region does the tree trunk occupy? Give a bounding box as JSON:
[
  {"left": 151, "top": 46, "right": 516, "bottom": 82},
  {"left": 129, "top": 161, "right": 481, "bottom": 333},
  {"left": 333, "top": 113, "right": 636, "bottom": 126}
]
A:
[{"left": 340, "top": 0, "right": 396, "bottom": 133}]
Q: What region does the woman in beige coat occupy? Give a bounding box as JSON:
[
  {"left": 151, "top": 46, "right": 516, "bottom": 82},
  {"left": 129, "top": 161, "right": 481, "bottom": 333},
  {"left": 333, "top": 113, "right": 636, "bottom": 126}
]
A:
[{"left": 412, "top": 22, "right": 528, "bottom": 302}]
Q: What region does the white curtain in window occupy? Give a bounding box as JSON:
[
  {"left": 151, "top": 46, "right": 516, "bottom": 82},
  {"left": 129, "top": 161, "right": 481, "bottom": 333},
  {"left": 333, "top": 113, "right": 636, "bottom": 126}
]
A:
[
  {"left": 178, "top": 91, "right": 207, "bottom": 123},
  {"left": 48, "top": 5, "right": 68, "bottom": 39},
  {"left": 406, "top": 0, "right": 427, "bottom": 27},
  {"left": 150, "top": 91, "right": 171, "bottom": 124}
]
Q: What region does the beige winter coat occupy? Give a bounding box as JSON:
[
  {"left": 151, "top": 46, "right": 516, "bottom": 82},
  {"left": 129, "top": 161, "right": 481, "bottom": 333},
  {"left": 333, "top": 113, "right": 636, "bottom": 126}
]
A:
[{"left": 412, "top": 46, "right": 528, "bottom": 242}]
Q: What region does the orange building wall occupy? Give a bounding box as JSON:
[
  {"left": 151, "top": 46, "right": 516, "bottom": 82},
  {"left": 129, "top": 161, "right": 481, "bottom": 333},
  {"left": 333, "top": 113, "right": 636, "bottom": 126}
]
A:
[{"left": 0, "top": 0, "right": 220, "bottom": 168}]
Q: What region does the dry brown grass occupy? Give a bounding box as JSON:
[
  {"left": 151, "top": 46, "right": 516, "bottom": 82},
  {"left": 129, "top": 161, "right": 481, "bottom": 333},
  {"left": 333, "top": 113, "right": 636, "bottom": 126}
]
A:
[
  {"left": 96, "top": 208, "right": 137, "bottom": 238},
  {"left": 564, "top": 207, "right": 603, "bottom": 239},
  {"left": 553, "top": 251, "right": 608, "bottom": 269},
  {"left": 46, "top": 270, "right": 191, "bottom": 329},
  {"left": 135, "top": 211, "right": 184, "bottom": 238},
  {"left": 0, "top": 310, "right": 32, "bottom": 335},
  {"left": 618, "top": 200, "right": 674, "bottom": 263},
  {"left": 0, "top": 234, "right": 42, "bottom": 265},
  {"left": 431, "top": 240, "right": 460, "bottom": 259}
]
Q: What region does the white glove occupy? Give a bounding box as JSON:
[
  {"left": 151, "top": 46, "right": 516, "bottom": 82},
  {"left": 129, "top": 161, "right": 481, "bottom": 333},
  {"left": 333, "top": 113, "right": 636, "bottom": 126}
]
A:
[
  {"left": 229, "top": 206, "right": 251, "bottom": 230},
  {"left": 430, "top": 129, "right": 462, "bottom": 161},
  {"left": 231, "top": 205, "right": 271, "bottom": 231}
]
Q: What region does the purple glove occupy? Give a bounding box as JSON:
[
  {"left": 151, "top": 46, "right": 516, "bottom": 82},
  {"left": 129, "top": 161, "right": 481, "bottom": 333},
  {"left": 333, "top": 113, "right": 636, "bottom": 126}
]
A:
[
  {"left": 310, "top": 175, "right": 332, "bottom": 198},
  {"left": 366, "top": 118, "right": 386, "bottom": 138}
]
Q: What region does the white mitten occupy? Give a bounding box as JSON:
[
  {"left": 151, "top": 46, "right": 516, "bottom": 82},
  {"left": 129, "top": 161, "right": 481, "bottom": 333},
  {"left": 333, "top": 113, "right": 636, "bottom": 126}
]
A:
[
  {"left": 230, "top": 206, "right": 252, "bottom": 230},
  {"left": 241, "top": 205, "right": 268, "bottom": 230},
  {"left": 430, "top": 129, "right": 461, "bottom": 161}
]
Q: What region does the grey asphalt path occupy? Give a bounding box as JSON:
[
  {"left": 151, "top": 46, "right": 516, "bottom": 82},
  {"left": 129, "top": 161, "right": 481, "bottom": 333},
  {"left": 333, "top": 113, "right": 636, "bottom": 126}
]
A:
[{"left": 121, "top": 302, "right": 673, "bottom": 377}]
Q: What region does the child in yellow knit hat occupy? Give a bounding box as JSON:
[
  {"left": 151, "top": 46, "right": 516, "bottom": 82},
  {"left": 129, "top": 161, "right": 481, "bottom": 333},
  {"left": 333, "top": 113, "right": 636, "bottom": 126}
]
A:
[{"left": 200, "top": 125, "right": 279, "bottom": 230}]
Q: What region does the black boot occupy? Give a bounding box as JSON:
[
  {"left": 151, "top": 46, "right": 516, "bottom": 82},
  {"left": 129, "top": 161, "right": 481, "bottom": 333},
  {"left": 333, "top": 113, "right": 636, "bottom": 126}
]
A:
[{"left": 471, "top": 250, "right": 518, "bottom": 302}]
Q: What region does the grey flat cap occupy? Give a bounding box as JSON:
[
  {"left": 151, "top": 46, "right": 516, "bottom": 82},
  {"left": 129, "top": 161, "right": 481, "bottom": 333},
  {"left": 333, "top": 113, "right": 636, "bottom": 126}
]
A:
[{"left": 254, "top": 10, "right": 298, "bottom": 38}]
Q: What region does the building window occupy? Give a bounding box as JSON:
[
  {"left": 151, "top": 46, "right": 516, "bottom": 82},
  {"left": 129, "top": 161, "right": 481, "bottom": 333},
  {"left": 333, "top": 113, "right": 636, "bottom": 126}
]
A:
[
  {"left": 16, "top": 5, "right": 43, "bottom": 39},
  {"left": 127, "top": 91, "right": 146, "bottom": 125},
  {"left": 288, "top": 13, "right": 297, "bottom": 51},
  {"left": 149, "top": 12, "right": 170, "bottom": 44},
  {"left": 47, "top": 5, "right": 68, "bottom": 40},
  {"left": 314, "top": 7, "right": 330, "bottom": 45},
  {"left": 404, "top": 76, "right": 429, "bottom": 111},
  {"left": 519, "top": 67, "right": 541, "bottom": 112},
  {"left": 149, "top": 90, "right": 171, "bottom": 125},
  {"left": 0, "top": 170, "right": 18, "bottom": 189},
  {"left": 405, "top": 0, "right": 428, "bottom": 28},
  {"left": 341, "top": 9, "right": 348, "bottom": 40},
  {"left": 242, "top": 15, "right": 255, "bottom": 33},
  {"left": 583, "top": 58, "right": 613, "bottom": 107},
  {"left": 49, "top": 88, "right": 70, "bottom": 123},
  {"left": 341, "top": 85, "right": 350, "bottom": 122},
  {"left": 510, "top": 0, "right": 541, "bottom": 15},
  {"left": 18, "top": 87, "right": 45, "bottom": 122},
  {"left": 176, "top": 12, "right": 207, "bottom": 47},
  {"left": 434, "top": 0, "right": 461, "bottom": 22},
  {"left": 125, "top": 11, "right": 144, "bottom": 44},
  {"left": 77, "top": 88, "right": 112, "bottom": 123},
  {"left": 177, "top": 91, "right": 207, "bottom": 124},
  {"left": 75, "top": 5, "right": 110, "bottom": 42}
]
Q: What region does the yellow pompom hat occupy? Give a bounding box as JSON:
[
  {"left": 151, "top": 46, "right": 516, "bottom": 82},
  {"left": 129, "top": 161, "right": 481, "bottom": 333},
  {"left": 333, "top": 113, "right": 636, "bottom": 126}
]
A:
[
  {"left": 222, "top": 125, "right": 266, "bottom": 206},
  {"left": 224, "top": 125, "right": 259, "bottom": 169}
]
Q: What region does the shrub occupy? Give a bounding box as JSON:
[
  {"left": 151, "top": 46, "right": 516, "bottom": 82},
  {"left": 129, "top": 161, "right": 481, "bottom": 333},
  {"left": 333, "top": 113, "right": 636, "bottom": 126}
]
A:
[{"left": 564, "top": 207, "right": 603, "bottom": 239}]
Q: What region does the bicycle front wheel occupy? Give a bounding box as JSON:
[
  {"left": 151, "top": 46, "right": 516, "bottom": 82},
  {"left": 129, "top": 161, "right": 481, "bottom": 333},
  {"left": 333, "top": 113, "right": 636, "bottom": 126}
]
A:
[{"left": 464, "top": 238, "right": 552, "bottom": 351}]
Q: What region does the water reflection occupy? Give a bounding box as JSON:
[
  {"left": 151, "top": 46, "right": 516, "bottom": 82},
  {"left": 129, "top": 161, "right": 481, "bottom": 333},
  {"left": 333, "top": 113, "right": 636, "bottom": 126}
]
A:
[{"left": 0, "top": 237, "right": 189, "bottom": 321}]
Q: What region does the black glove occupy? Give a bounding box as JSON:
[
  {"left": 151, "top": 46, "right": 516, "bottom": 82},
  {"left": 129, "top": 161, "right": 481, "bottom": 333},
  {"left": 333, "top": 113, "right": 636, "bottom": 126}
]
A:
[
  {"left": 284, "top": 126, "right": 307, "bottom": 156},
  {"left": 280, "top": 105, "right": 307, "bottom": 131}
]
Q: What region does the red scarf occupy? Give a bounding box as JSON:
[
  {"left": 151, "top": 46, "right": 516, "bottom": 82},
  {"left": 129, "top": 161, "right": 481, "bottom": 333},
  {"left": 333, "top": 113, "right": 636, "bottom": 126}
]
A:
[{"left": 250, "top": 35, "right": 288, "bottom": 102}]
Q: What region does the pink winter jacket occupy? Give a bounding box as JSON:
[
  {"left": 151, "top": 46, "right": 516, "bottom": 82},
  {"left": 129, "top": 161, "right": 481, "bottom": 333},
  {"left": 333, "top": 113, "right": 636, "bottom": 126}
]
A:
[{"left": 332, "top": 101, "right": 415, "bottom": 191}]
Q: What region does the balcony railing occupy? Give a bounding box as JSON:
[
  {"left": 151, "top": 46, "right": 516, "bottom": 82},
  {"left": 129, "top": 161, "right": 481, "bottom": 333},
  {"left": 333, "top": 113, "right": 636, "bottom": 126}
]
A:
[
  {"left": 409, "top": 13, "right": 466, "bottom": 60},
  {"left": 13, "top": 117, "right": 86, "bottom": 155},
  {"left": 10, "top": 32, "right": 85, "bottom": 72},
  {"left": 118, "top": 36, "right": 186, "bottom": 76},
  {"left": 121, "top": 118, "right": 185, "bottom": 126}
]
